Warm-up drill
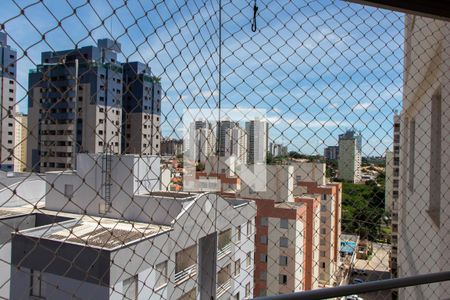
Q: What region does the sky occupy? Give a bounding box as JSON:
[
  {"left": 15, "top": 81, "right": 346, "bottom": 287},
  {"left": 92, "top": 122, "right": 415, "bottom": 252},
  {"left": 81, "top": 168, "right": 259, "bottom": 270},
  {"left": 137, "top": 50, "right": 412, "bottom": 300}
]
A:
[{"left": 0, "top": 0, "right": 404, "bottom": 156}]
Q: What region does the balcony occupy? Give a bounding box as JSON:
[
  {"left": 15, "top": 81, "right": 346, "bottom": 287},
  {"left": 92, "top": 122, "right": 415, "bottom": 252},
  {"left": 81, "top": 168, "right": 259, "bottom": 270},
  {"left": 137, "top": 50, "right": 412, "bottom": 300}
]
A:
[
  {"left": 217, "top": 265, "right": 232, "bottom": 298},
  {"left": 217, "top": 229, "right": 232, "bottom": 260},
  {"left": 175, "top": 245, "right": 197, "bottom": 284}
]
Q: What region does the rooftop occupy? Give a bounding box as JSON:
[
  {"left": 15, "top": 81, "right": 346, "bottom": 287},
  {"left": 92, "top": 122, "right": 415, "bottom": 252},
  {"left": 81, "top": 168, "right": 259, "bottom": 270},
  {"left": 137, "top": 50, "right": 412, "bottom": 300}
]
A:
[{"left": 14, "top": 209, "right": 172, "bottom": 250}]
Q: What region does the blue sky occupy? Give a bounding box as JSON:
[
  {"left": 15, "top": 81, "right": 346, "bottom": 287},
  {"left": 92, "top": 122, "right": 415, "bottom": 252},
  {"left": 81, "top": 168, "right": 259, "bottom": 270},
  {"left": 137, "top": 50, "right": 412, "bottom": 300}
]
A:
[{"left": 0, "top": 0, "right": 404, "bottom": 156}]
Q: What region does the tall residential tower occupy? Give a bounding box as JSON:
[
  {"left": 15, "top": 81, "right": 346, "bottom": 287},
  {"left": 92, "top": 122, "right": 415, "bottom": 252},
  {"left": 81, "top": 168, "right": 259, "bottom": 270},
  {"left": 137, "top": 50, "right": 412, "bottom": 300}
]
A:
[{"left": 0, "top": 32, "right": 17, "bottom": 171}]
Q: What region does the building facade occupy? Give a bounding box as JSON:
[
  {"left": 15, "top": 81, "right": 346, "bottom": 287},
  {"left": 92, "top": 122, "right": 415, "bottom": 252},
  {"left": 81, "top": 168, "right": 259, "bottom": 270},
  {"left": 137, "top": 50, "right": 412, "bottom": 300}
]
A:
[
  {"left": 13, "top": 113, "right": 27, "bottom": 172},
  {"left": 389, "top": 114, "right": 400, "bottom": 285},
  {"left": 122, "top": 62, "right": 161, "bottom": 155},
  {"left": 269, "top": 142, "right": 288, "bottom": 157},
  {"left": 5, "top": 153, "right": 256, "bottom": 300},
  {"left": 188, "top": 121, "right": 216, "bottom": 164},
  {"left": 27, "top": 39, "right": 123, "bottom": 172},
  {"left": 0, "top": 32, "right": 17, "bottom": 171},
  {"left": 397, "top": 15, "right": 450, "bottom": 300},
  {"left": 298, "top": 181, "right": 342, "bottom": 287},
  {"left": 324, "top": 146, "right": 339, "bottom": 160},
  {"left": 337, "top": 130, "right": 362, "bottom": 183},
  {"left": 161, "top": 138, "right": 183, "bottom": 157},
  {"left": 245, "top": 120, "right": 269, "bottom": 164}
]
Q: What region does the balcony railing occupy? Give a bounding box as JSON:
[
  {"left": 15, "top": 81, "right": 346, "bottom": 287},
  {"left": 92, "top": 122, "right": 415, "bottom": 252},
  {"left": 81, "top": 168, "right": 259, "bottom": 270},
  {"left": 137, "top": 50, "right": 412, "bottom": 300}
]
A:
[
  {"left": 217, "top": 279, "right": 231, "bottom": 298},
  {"left": 174, "top": 265, "right": 196, "bottom": 284},
  {"left": 255, "top": 271, "right": 450, "bottom": 300},
  {"left": 217, "top": 243, "right": 232, "bottom": 259}
]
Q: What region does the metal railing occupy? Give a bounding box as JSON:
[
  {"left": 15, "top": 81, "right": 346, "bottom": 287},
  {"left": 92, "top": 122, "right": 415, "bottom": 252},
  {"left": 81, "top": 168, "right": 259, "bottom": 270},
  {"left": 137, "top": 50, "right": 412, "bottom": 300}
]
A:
[{"left": 256, "top": 272, "right": 450, "bottom": 300}]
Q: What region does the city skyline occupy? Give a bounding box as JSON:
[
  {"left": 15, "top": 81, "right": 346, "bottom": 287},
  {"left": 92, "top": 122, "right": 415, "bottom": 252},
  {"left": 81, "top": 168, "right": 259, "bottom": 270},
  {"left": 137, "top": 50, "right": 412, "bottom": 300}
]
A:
[{"left": 1, "top": 0, "right": 403, "bottom": 156}]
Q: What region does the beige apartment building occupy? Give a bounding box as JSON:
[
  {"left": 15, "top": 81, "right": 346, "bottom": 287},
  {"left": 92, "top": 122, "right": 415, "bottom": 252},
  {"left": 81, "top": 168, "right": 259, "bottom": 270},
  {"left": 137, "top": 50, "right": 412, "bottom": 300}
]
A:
[
  {"left": 398, "top": 14, "right": 450, "bottom": 300},
  {"left": 13, "top": 113, "right": 27, "bottom": 172}
]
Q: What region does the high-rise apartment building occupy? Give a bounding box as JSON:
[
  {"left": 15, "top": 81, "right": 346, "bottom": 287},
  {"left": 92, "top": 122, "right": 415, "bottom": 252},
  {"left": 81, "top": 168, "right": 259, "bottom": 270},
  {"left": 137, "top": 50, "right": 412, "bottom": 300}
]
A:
[
  {"left": 27, "top": 39, "right": 123, "bottom": 172},
  {"left": 13, "top": 113, "right": 27, "bottom": 172},
  {"left": 324, "top": 146, "right": 339, "bottom": 160},
  {"left": 188, "top": 121, "right": 216, "bottom": 163},
  {"left": 224, "top": 124, "right": 248, "bottom": 164},
  {"left": 269, "top": 142, "right": 288, "bottom": 157},
  {"left": 122, "top": 62, "right": 161, "bottom": 155},
  {"left": 337, "top": 130, "right": 362, "bottom": 183},
  {"left": 0, "top": 32, "right": 17, "bottom": 171},
  {"left": 397, "top": 15, "right": 450, "bottom": 300},
  {"left": 246, "top": 120, "right": 269, "bottom": 164},
  {"left": 161, "top": 138, "right": 183, "bottom": 156},
  {"left": 298, "top": 181, "right": 342, "bottom": 287}
]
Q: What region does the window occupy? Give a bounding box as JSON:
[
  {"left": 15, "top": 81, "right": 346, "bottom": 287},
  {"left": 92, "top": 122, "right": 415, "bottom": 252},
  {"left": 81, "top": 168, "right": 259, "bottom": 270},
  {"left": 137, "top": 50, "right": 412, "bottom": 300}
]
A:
[
  {"left": 321, "top": 204, "right": 326, "bottom": 212},
  {"left": 30, "top": 270, "right": 45, "bottom": 297},
  {"left": 322, "top": 262, "right": 326, "bottom": 268},
  {"left": 320, "top": 251, "right": 326, "bottom": 257},
  {"left": 259, "top": 271, "right": 267, "bottom": 281},
  {"left": 408, "top": 118, "right": 415, "bottom": 192},
  {"left": 260, "top": 235, "right": 268, "bottom": 245},
  {"left": 233, "top": 292, "right": 240, "bottom": 300},
  {"left": 64, "top": 184, "right": 74, "bottom": 197},
  {"left": 155, "top": 261, "right": 168, "bottom": 289},
  {"left": 236, "top": 225, "right": 241, "bottom": 242},
  {"left": 234, "top": 259, "right": 241, "bottom": 277},
  {"left": 321, "top": 228, "right": 326, "bottom": 235},
  {"left": 246, "top": 221, "right": 252, "bottom": 236},
  {"left": 259, "top": 289, "right": 267, "bottom": 297},
  {"left": 245, "top": 283, "right": 250, "bottom": 298},
  {"left": 123, "top": 275, "right": 138, "bottom": 300},
  {"left": 246, "top": 252, "right": 252, "bottom": 269},
  {"left": 280, "top": 218, "right": 289, "bottom": 229},
  {"left": 321, "top": 194, "right": 327, "bottom": 201},
  {"left": 279, "top": 274, "right": 288, "bottom": 285},
  {"left": 260, "top": 253, "right": 268, "bottom": 263},
  {"left": 428, "top": 89, "right": 442, "bottom": 227},
  {"left": 260, "top": 217, "right": 268, "bottom": 226},
  {"left": 321, "top": 216, "right": 326, "bottom": 224},
  {"left": 279, "top": 256, "right": 288, "bottom": 266},
  {"left": 296, "top": 175, "right": 302, "bottom": 183},
  {"left": 279, "top": 237, "right": 288, "bottom": 248}
]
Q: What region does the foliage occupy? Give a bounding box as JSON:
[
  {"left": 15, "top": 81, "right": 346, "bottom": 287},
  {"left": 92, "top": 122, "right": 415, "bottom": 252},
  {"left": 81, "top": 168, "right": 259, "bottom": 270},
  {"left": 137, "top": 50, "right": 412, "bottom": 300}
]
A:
[
  {"left": 341, "top": 175, "right": 386, "bottom": 241},
  {"left": 196, "top": 162, "right": 205, "bottom": 171}
]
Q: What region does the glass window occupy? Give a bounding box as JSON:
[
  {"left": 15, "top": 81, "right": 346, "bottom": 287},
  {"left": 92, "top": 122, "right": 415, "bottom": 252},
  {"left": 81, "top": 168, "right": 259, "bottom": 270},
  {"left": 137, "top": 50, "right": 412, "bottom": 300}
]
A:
[
  {"left": 279, "top": 256, "right": 288, "bottom": 266},
  {"left": 259, "top": 271, "right": 267, "bottom": 281},
  {"left": 260, "top": 253, "right": 268, "bottom": 263},
  {"left": 260, "top": 235, "right": 268, "bottom": 244},
  {"left": 280, "top": 218, "right": 289, "bottom": 229},
  {"left": 246, "top": 252, "right": 252, "bottom": 269},
  {"left": 278, "top": 274, "right": 287, "bottom": 285},
  {"left": 260, "top": 217, "right": 268, "bottom": 226},
  {"left": 280, "top": 237, "right": 289, "bottom": 248},
  {"left": 234, "top": 259, "right": 241, "bottom": 277},
  {"left": 155, "top": 261, "right": 168, "bottom": 289},
  {"left": 246, "top": 221, "right": 253, "bottom": 236},
  {"left": 236, "top": 225, "right": 241, "bottom": 242},
  {"left": 245, "top": 283, "right": 251, "bottom": 298}
]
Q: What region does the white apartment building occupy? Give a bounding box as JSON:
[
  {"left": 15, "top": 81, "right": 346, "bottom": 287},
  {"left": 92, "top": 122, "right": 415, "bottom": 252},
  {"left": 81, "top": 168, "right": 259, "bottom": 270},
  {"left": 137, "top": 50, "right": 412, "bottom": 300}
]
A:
[
  {"left": 187, "top": 121, "right": 216, "bottom": 164},
  {"left": 0, "top": 32, "right": 17, "bottom": 172},
  {"left": 398, "top": 14, "right": 450, "bottom": 300},
  {"left": 245, "top": 120, "right": 269, "bottom": 164},
  {"left": 2, "top": 154, "right": 256, "bottom": 300},
  {"left": 239, "top": 165, "right": 294, "bottom": 203},
  {"left": 13, "top": 113, "right": 27, "bottom": 172},
  {"left": 224, "top": 125, "right": 248, "bottom": 165},
  {"left": 338, "top": 131, "right": 362, "bottom": 183}
]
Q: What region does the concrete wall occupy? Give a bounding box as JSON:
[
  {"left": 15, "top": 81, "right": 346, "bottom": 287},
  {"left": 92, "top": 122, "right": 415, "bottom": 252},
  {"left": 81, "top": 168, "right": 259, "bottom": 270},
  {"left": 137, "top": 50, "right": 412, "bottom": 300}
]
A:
[
  {"left": 398, "top": 15, "right": 450, "bottom": 300},
  {"left": 0, "top": 179, "right": 46, "bottom": 207}
]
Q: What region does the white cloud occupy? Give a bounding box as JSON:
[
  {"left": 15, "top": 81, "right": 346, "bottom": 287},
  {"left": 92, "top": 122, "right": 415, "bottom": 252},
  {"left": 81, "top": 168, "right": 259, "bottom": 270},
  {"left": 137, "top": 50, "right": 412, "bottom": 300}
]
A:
[{"left": 353, "top": 102, "right": 373, "bottom": 111}]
